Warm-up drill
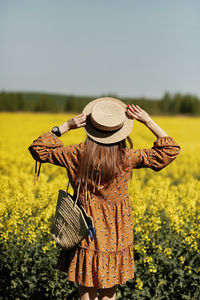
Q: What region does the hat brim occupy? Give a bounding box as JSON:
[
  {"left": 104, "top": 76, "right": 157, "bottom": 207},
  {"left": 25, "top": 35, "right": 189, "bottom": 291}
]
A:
[{"left": 82, "top": 97, "right": 134, "bottom": 144}]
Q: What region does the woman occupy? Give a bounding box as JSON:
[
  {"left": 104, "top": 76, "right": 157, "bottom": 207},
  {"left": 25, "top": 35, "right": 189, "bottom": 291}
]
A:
[{"left": 28, "top": 97, "right": 181, "bottom": 300}]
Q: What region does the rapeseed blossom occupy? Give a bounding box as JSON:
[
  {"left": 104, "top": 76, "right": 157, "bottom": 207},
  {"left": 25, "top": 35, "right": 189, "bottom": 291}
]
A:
[{"left": 0, "top": 113, "right": 199, "bottom": 280}]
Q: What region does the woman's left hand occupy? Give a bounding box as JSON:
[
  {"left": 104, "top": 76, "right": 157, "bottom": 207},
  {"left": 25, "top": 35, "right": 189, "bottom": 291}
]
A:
[
  {"left": 66, "top": 114, "right": 87, "bottom": 130},
  {"left": 59, "top": 114, "right": 87, "bottom": 135}
]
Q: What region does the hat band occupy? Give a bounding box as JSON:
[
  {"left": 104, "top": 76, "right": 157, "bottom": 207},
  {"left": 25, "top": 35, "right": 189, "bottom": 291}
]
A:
[{"left": 90, "top": 115, "right": 124, "bottom": 132}]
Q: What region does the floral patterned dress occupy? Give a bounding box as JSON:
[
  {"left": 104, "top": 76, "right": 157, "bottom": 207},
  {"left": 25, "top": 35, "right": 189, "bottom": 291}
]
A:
[{"left": 28, "top": 132, "right": 180, "bottom": 288}]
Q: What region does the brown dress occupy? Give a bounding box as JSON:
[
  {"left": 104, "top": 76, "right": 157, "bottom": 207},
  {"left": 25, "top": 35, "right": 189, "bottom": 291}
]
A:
[{"left": 28, "top": 132, "right": 181, "bottom": 288}]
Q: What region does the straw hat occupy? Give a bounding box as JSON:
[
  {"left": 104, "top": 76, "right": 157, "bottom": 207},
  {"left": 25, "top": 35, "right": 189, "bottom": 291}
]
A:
[{"left": 82, "top": 97, "right": 134, "bottom": 144}]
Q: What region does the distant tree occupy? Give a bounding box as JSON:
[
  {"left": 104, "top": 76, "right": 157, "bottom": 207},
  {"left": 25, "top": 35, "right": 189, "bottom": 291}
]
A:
[
  {"left": 6, "top": 93, "right": 19, "bottom": 111},
  {"left": 0, "top": 91, "right": 200, "bottom": 115},
  {"left": 180, "top": 94, "right": 200, "bottom": 114},
  {"left": 0, "top": 92, "right": 25, "bottom": 111},
  {"left": 160, "top": 92, "right": 171, "bottom": 113},
  {"left": 78, "top": 98, "right": 93, "bottom": 112},
  {"left": 17, "top": 93, "right": 25, "bottom": 110},
  {"left": 190, "top": 96, "right": 200, "bottom": 114},
  {"left": 0, "top": 92, "right": 6, "bottom": 110},
  {"left": 140, "top": 98, "right": 153, "bottom": 113},
  {"left": 65, "top": 96, "right": 76, "bottom": 112},
  {"left": 150, "top": 100, "right": 162, "bottom": 115},
  {"left": 34, "top": 95, "right": 59, "bottom": 112},
  {"left": 172, "top": 93, "right": 183, "bottom": 114}
]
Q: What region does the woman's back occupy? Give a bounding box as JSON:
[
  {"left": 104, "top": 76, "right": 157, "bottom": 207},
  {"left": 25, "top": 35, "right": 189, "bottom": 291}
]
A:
[{"left": 28, "top": 132, "right": 180, "bottom": 288}]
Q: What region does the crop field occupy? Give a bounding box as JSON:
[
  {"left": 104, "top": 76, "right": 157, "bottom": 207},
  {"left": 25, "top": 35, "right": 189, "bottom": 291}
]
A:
[{"left": 0, "top": 113, "right": 199, "bottom": 299}]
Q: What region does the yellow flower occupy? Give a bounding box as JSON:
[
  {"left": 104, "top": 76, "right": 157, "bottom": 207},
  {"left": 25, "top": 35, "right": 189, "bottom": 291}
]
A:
[
  {"left": 148, "top": 266, "right": 157, "bottom": 273},
  {"left": 184, "top": 266, "right": 192, "bottom": 274},
  {"left": 135, "top": 278, "right": 143, "bottom": 290},
  {"left": 164, "top": 248, "right": 172, "bottom": 259},
  {"left": 178, "top": 256, "right": 185, "bottom": 264},
  {"left": 144, "top": 256, "right": 153, "bottom": 264},
  {"left": 42, "top": 245, "right": 49, "bottom": 253}
]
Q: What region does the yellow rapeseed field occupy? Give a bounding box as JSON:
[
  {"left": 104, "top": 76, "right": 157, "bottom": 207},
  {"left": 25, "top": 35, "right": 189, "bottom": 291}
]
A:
[{"left": 0, "top": 113, "right": 200, "bottom": 297}]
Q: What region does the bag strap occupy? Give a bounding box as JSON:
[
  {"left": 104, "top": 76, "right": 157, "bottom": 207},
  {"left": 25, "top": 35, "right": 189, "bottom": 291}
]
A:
[
  {"left": 74, "top": 182, "right": 81, "bottom": 207},
  {"left": 67, "top": 179, "right": 88, "bottom": 211},
  {"left": 66, "top": 180, "right": 70, "bottom": 193},
  {"left": 34, "top": 161, "right": 88, "bottom": 212},
  {"left": 34, "top": 161, "right": 42, "bottom": 185}
]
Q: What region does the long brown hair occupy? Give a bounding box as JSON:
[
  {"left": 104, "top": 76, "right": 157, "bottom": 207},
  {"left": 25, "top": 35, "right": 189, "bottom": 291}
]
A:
[{"left": 77, "top": 136, "right": 133, "bottom": 191}]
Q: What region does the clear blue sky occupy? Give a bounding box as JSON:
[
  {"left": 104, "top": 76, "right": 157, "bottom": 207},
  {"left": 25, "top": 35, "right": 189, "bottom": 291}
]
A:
[{"left": 0, "top": 0, "right": 200, "bottom": 98}]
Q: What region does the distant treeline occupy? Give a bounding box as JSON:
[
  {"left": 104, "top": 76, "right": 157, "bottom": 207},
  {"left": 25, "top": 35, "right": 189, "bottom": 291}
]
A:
[{"left": 0, "top": 91, "right": 200, "bottom": 115}]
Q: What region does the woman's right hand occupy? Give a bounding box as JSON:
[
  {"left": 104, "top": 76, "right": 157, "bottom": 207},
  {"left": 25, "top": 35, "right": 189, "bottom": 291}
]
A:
[{"left": 126, "top": 104, "right": 152, "bottom": 125}]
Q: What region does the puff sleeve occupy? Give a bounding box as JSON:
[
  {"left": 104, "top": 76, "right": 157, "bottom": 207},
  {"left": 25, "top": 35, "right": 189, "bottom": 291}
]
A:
[
  {"left": 128, "top": 136, "right": 181, "bottom": 172},
  {"left": 28, "top": 131, "right": 84, "bottom": 182}
]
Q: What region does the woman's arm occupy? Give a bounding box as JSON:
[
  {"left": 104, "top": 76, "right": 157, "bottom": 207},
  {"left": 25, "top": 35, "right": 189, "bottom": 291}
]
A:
[
  {"left": 28, "top": 114, "right": 87, "bottom": 179},
  {"left": 58, "top": 113, "right": 87, "bottom": 135},
  {"left": 28, "top": 114, "right": 87, "bottom": 164},
  {"left": 126, "top": 104, "right": 168, "bottom": 138},
  {"left": 145, "top": 119, "right": 168, "bottom": 138},
  {"left": 126, "top": 104, "right": 181, "bottom": 171}
]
